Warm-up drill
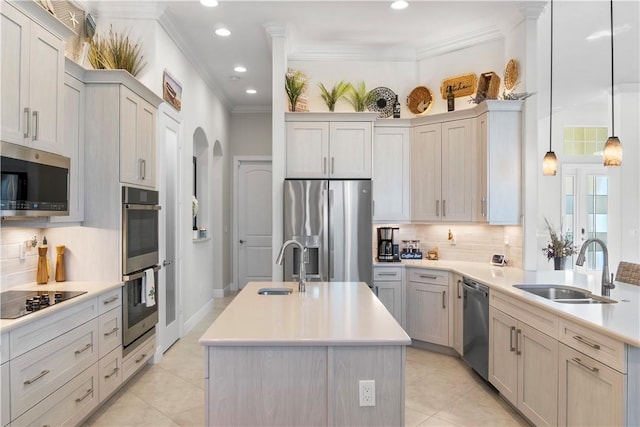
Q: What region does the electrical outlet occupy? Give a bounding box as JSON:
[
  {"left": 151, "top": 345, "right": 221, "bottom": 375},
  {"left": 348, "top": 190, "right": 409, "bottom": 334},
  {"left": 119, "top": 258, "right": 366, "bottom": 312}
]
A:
[{"left": 359, "top": 380, "right": 375, "bottom": 407}]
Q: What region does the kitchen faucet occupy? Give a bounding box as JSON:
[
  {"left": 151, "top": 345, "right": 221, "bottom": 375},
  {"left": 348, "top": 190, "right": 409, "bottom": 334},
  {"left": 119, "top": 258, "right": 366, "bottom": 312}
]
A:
[
  {"left": 575, "top": 238, "right": 615, "bottom": 297},
  {"left": 276, "top": 239, "right": 308, "bottom": 292}
]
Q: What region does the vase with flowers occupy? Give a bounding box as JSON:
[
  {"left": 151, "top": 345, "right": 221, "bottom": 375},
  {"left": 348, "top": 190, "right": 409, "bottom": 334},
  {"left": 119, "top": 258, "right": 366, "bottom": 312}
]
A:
[{"left": 541, "top": 217, "right": 577, "bottom": 270}]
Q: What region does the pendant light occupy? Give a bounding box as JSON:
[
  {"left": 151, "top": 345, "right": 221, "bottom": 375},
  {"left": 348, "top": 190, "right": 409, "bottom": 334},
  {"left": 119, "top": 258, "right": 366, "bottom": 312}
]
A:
[
  {"left": 543, "top": 0, "right": 558, "bottom": 176},
  {"left": 603, "top": 0, "right": 622, "bottom": 166}
]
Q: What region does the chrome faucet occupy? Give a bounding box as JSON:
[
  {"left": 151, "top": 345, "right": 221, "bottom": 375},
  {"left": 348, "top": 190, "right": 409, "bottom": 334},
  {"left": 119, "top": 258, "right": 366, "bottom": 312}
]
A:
[
  {"left": 276, "top": 239, "right": 308, "bottom": 292},
  {"left": 575, "top": 238, "right": 615, "bottom": 297}
]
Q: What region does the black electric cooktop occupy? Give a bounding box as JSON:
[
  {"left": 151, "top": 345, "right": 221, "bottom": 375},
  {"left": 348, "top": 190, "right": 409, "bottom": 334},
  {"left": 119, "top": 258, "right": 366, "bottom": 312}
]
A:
[{"left": 0, "top": 290, "right": 87, "bottom": 319}]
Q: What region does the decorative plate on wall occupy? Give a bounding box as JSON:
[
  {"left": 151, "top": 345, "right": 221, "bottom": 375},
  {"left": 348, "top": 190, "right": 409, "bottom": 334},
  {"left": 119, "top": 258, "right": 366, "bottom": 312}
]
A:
[
  {"left": 406, "top": 86, "right": 433, "bottom": 115},
  {"left": 504, "top": 59, "right": 519, "bottom": 90},
  {"left": 368, "top": 87, "right": 396, "bottom": 118}
]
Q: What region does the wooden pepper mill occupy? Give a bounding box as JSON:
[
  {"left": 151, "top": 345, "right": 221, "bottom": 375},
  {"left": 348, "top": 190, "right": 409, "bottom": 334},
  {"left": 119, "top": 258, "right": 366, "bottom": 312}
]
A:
[
  {"left": 55, "top": 245, "right": 66, "bottom": 282},
  {"left": 36, "top": 245, "right": 49, "bottom": 284}
]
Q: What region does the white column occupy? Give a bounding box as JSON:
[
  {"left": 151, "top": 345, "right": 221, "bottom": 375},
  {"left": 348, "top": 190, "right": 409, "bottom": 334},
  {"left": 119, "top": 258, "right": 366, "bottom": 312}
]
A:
[{"left": 266, "top": 24, "right": 289, "bottom": 281}]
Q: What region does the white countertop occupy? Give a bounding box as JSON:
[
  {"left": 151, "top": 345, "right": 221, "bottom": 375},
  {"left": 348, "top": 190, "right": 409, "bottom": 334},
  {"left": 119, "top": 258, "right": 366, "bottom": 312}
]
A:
[
  {"left": 377, "top": 260, "right": 640, "bottom": 347},
  {"left": 0, "top": 280, "right": 123, "bottom": 333},
  {"left": 199, "top": 281, "right": 411, "bottom": 347}
]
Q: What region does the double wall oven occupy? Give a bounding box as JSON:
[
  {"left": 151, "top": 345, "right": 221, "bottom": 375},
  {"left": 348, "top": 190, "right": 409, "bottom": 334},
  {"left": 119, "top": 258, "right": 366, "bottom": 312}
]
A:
[{"left": 122, "top": 186, "right": 161, "bottom": 355}]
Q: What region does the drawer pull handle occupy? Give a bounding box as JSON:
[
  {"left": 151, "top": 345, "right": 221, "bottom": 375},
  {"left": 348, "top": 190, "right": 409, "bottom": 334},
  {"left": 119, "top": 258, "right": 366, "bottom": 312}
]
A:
[
  {"left": 135, "top": 353, "right": 148, "bottom": 364},
  {"left": 24, "top": 107, "right": 31, "bottom": 138},
  {"left": 509, "top": 326, "right": 516, "bottom": 352},
  {"left": 573, "top": 335, "right": 601, "bottom": 350},
  {"left": 378, "top": 272, "right": 397, "bottom": 276},
  {"left": 104, "top": 327, "right": 120, "bottom": 337},
  {"left": 75, "top": 343, "right": 93, "bottom": 355},
  {"left": 103, "top": 296, "right": 119, "bottom": 305},
  {"left": 457, "top": 279, "right": 462, "bottom": 299},
  {"left": 105, "top": 367, "right": 120, "bottom": 379},
  {"left": 24, "top": 369, "right": 50, "bottom": 385},
  {"left": 572, "top": 357, "right": 599, "bottom": 373},
  {"left": 419, "top": 275, "right": 438, "bottom": 280},
  {"left": 515, "top": 329, "right": 522, "bottom": 355},
  {"left": 75, "top": 388, "right": 93, "bottom": 403}
]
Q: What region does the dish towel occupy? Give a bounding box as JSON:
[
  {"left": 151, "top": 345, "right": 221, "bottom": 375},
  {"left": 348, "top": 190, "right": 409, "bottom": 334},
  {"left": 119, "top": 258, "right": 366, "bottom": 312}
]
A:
[{"left": 142, "top": 268, "right": 156, "bottom": 307}]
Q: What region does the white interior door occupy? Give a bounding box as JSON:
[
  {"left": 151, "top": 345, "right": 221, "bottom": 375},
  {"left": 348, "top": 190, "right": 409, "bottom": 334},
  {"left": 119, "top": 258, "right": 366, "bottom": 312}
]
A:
[
  {"left": 158, "top": 105, "right": 182, "bottom": 353},
  {"left": 236, "top": 159, "right": 272, "bottom": 289}
]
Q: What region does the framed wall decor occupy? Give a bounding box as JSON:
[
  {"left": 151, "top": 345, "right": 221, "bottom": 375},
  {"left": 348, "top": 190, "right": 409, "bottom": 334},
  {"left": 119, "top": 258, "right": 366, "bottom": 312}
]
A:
[
  {"left": 440, "top": 73, "right": 477, "bottom": 99},
  {"left": 163, "top": 70, "right": 182, "bottom": 111}
]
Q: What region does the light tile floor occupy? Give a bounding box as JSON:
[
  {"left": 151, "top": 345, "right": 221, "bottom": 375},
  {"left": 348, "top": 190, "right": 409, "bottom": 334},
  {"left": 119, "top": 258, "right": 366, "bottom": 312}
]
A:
[{"left": 85, "top": 292, "right": 529, "bottom": 427}]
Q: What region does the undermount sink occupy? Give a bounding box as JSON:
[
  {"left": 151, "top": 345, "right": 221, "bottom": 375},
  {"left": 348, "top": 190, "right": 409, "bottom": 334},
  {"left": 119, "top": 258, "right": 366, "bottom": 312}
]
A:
[
  {"left": 257, "top": 287, "right": 293, "bottom": 295},
  {"left": 513, "top": 284, "right": 617, "bottom": 304}
]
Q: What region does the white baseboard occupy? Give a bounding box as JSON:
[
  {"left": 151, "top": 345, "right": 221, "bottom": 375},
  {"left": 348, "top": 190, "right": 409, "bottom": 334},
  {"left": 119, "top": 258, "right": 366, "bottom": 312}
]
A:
[
  {"left": 212, "top": 283, "right": 231, "bottom": 298},
  {"left": 183, "top": 298, "right": 214, "bottom": 335}
]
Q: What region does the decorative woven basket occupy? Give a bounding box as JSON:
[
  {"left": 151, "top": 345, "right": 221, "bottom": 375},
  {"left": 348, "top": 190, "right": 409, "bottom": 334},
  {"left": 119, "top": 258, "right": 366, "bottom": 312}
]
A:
[
  {"left": 476, "top": 72, "right": 501, "bottom": 100},
  {"left": 504, "top": 59, "right": 519, "bottom": 91},
  {"left": 406, "top": 86, "right": 433, "bottom": 115}
]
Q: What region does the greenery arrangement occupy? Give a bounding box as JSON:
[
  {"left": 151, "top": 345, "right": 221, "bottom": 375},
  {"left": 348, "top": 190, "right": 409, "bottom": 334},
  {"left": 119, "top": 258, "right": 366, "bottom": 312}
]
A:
[
  {"left": 541, "top": 217, "right": 577, "bottom": 260},
  {"left": 345, "top": 81, "right": 375, "bottom": 112},
  {"left": 285, "top": 70, "right": 307, "bottom": 112},
  {"left": 318, "top": 81, "right": 351, "bottom": 111},
  {"left": 88, "top": 26, "right": 146, "bottom": 76}
]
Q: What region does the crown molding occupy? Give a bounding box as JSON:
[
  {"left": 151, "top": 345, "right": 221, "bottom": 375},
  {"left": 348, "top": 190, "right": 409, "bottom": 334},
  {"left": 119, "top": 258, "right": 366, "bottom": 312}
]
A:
[
  {"left": 415, "top": 25, "right": 504, "bottom": 60},
  {"left": 158, "top": 10, "right": 232, "bottom": 111},
  {"left": 79, "top": 1, "right": 166, "bottom": 20}
]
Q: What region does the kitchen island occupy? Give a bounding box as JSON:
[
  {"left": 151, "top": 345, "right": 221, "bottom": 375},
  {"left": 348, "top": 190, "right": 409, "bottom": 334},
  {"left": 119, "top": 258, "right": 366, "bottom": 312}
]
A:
[{"left": 199, "top": 281, "right": 411, "bottom": 426}]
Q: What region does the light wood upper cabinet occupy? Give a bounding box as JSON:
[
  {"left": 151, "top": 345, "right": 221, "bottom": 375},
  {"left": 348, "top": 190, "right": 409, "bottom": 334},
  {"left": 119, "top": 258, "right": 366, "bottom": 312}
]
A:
[
  {"left": 0, "top": 2, "right": 70, "bottom": 153},
  {"left": 285, "top": 114, "right": 374, "bottom": 179},
  {"left": 373, "top": 125, "right": 410, "bottom": 222},
  {"left": 475, "top": 102, "right": 523, "bottom": 224},
  {"left": 411, "top": 119, "right": 473, "bottom": 222},
  {"left": 120, "top": 86, "right": 157, "bottom": 188}
]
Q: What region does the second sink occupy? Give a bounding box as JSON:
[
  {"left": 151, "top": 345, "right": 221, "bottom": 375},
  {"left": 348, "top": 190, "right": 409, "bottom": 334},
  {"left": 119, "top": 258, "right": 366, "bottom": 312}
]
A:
[{"left": 513, "top": 284, "right": 616, "bottom": 304}]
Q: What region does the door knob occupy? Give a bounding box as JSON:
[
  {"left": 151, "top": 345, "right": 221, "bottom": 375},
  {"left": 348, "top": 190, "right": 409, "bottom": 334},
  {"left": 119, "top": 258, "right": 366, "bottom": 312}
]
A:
[
  {"left": 239, "top": 240, "right": 246, "bottom": 244},
  {"left": 162, "top": 260, "right": 172, "bottom": 267}
]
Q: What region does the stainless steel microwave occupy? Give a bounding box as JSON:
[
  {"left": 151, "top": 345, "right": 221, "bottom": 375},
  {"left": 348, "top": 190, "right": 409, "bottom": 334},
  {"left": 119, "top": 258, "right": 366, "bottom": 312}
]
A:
[{"left": 1, "top": 141, "right": 70, "bottom": 217}]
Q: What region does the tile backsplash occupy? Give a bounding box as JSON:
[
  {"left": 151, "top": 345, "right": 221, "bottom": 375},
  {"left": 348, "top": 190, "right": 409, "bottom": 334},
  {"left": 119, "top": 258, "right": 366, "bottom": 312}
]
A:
[
  {"left": 0, "top": 227, "right": 43, "bottom": 290},
  {"left": 374, "top": 223, "right": 523, "bottom": 268}
]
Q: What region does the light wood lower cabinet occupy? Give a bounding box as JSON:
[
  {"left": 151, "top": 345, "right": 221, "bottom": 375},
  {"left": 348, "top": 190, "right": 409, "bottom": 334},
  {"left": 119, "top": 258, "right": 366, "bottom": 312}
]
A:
[
  {"left": 407, "top": 282, "right": 448, "bottom": 345},
  {"left": 99, "top": 346, "right": 123, "bottom": 403},
  {"left": 1, "top": 362, "right": 9, "bottom": 427},
  {"left": 557, "top": 343, "right": 624, "bottom": 427},
  {"left": 489, "top": 307, "right": 558, "bottom": 426},
  {"left": 122, "top": 333, "right": 155, "bottom": 382},
  {"left": 373, "top": 267, "right": 404, "bottom": 328},
  {"left": 12, "top": 363, "right": 99, "bottom": 427},
  {"left": 451, "top": 275, "right": 463, "bottom": 355}
]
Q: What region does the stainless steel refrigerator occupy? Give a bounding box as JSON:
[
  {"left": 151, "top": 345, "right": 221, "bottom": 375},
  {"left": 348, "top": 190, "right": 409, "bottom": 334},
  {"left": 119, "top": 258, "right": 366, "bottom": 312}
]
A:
[{"left": 283, "top": 179, "right": 372, "bottom": 286}]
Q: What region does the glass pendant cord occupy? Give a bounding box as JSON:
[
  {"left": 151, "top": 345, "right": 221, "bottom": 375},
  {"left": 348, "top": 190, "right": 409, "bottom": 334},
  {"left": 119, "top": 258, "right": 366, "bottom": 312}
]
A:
[
  {"left": 603, "top": 0, "right": 623, "bottom": 166},
  {"left": 543, "top": 0, "right": 558, "bottom": 176}
]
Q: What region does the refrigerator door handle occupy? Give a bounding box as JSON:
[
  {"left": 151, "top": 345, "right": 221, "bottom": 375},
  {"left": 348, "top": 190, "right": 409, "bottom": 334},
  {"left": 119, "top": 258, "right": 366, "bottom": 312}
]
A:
[{"left": 328, "top": 187, "right": 334, "bottom": 280}]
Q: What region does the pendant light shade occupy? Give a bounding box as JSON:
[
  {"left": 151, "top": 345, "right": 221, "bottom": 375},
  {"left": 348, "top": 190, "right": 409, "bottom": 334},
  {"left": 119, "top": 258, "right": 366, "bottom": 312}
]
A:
[
  {"left": 603, "top": 0, "right": 622, "bottom": 166},
  {"left": 543, "top": 0, "right": 558, "bottom": 176}
]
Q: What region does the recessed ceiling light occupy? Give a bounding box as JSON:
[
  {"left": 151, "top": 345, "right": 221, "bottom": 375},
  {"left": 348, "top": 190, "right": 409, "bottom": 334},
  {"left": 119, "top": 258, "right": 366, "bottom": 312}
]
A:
[
  {"left": 234, "top": 66, "right": 247, "bottom": 73},
  {"left": 229, "top": 76, "right": 240, "bottom": 81},
  {"left": 390, "top": 1, "right": 409, "bottom": 10},
  {"left": 246, "top": 89, "right": 257, "bottom": 94},
  {"left": 215, "top": 28, "right": 231, "bottom": 37},
  {"left": 200, "top": 0, "right": 218, "bottom": 7}
]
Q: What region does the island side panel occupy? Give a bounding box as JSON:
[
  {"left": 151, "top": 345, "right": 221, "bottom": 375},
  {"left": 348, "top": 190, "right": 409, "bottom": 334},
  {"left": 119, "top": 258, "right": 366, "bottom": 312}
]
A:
[
  {"left": 206, "top": 346, "right": 328, "bottom": 426},
  {"left": 330, "top": 345, "right": 405, "bottom": 426}
]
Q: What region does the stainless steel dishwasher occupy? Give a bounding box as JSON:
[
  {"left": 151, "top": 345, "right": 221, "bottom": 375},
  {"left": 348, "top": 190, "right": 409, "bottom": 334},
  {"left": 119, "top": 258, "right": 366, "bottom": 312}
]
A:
[{"left": 462, "top": 277, "right": 490, "bottom": 380}]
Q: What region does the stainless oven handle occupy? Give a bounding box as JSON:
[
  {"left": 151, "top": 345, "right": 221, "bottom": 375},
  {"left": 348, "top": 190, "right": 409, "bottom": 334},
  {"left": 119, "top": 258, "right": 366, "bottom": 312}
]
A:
[
  {"left": 124, "top": 204, "right": 161, "bottom": 211},
  {"left": 123, "top": 264, "right": 161, "bottom": 281}
]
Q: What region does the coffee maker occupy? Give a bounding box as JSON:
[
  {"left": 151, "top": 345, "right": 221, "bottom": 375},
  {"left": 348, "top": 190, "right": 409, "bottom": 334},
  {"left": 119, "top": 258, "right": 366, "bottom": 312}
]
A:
[{"left": 377, "top": 227, "right": 400, "bottom": 262}]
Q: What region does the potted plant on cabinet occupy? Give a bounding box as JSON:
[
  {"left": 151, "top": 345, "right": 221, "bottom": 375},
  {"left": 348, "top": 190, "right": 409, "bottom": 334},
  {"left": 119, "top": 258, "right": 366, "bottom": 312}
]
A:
[
  {"left": 318, "top": 81, "right": 351, "bottom": 112},
  {"left": 345, "top": 81, "right": 375, "bottom": 112},
  {"left": 541, "top": 217, "right": 577, "bottom": 270},
  {"left": 285, "top": 70, "right": 307, "bottom": 112}
]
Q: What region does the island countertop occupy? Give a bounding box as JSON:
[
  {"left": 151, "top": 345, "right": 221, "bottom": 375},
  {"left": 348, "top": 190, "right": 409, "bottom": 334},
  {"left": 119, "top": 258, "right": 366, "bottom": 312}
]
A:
[{"left": 199, "top": 281, "right": 411, "bottom": 347}]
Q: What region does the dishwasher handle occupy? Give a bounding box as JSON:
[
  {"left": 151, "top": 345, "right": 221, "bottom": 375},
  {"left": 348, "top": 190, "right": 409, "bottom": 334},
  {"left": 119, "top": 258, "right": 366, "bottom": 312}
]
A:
[{"left": 462, "top": 280, "right": 489, "bottom": 297}]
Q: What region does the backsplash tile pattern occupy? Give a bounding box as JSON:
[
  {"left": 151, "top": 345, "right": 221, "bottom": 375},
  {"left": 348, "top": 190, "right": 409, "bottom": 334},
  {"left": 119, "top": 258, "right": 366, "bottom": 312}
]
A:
[
  {"left": 1, "top": 228, "right": 43, "bottom": 290},
  {"left": 374, "top": 224, "right": 523, "bottom": 268}
]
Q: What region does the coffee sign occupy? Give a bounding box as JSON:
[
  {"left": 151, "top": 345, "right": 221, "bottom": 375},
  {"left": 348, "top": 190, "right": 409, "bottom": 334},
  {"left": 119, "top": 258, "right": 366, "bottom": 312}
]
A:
[{"left": 440, "top": 73, "right": 477, "bottom": 99}]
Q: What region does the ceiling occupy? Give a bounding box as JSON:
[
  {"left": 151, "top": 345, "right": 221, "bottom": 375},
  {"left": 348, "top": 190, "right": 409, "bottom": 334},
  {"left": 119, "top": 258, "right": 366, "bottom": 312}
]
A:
[
  {"left": 87, "top": 1, "right": 638, "bottom": 113},
  {"left": 157, "top": 0, "right": 530, "bottom": 112}
]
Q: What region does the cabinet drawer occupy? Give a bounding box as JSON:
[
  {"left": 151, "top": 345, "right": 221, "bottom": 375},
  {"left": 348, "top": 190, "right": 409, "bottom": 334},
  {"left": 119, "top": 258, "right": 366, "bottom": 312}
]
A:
[
  {"left": 1, "top": 332, "right": 8, "bottom": 364},
  {"left": 490, "top": 290, "right": 558, "bottom": 338},
  {"left": 10, "top": 296, "right": 98, "bottom": 358},
  {"left": 122, "top": 334, "right": 155, "bottom": 382},
  {"left": 373, "top": 267, "right": 403, "bottom": 281},
  {"left": 12, "top": 363, "right": 99, "bottom": 427},
  {"left": 98, "top": 287, "right": 122, "bottom": 315},
  {"left": 10, "top": 319, "right": 99, "bottom": 417},
  {"left": 408, "top": 268, "right": 448, "bottom": 285},
  {"left": 558, "top": 318, "right": 625, "bottom": 372},
  {"left": 1, "top": 362, "right": 9, "bottom": 427},
  {"left": 99, "top": 307, "right": 122, "bottom": 358},
  {"left": 99, "top": 346, "right": 122, "bottom": 402}
]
